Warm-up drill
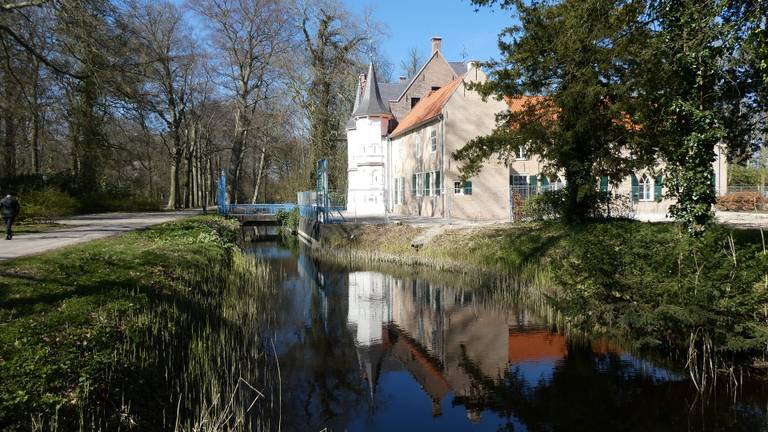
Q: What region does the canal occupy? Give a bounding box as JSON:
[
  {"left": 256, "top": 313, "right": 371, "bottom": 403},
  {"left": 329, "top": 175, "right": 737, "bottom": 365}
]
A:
[{"left": 247, "top": 241, "right": 768, "bottom": 431}]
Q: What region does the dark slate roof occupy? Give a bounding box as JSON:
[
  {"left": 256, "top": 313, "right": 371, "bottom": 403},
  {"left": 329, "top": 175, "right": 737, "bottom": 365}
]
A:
[
  {"left": 352, "top": 63, "right": 391, "bottom": 117},
  {"left": 379, "top": 82, "right": 408, "bottom": 102},
  {"left": 449, "top": 61, "right": 467, "bottom": 76}
]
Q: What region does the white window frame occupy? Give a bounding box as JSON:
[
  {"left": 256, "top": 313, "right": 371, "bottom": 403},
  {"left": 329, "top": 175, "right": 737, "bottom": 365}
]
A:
[
  {"left": 639, "top": 174, "right": 653, "bottom": 201},
  {"left": 454, "top": 181, "right": 464, "bottom": 195},
  {"left": 516, "top": 145, "right": 528, "bottom": 160},
  {"left": 415, "top": 133, "right": 422, "bottom": 159},
  {"left": 430, "top": 128, "right": 437, "bottom": 153},
  {"left": 416, "top": 173, "right": 424, "bottom": 197}
]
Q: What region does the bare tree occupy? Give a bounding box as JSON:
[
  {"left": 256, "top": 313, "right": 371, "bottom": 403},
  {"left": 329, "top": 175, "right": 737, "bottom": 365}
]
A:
[
  {"left": 126, "top": 0, "right": 197, "bottom": 208},
  {"left": 190, "top": 0, "right": 292, "bottom": 203},
  {"left": 400, "top": 46, "right": 424, "bottom": 79}
]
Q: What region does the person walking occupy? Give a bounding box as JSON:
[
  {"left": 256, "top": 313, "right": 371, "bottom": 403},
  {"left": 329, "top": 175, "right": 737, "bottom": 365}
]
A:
[{"left": 1, "top": 193, "right": 21, "bottom": 240}]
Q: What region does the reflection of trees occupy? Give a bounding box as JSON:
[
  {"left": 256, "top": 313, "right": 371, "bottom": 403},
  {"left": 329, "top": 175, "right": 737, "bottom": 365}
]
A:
[
  {"left": 454, "top": 341, "right": 767, "bottom": 432},
  {"left": 277, "top": 266, "right": 366, "bottom": 430}
]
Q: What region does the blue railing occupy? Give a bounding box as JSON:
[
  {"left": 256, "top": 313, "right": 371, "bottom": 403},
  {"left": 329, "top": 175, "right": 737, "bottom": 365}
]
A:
[{"left": 220, "top": 203, "right": 296, "bottom": 216}]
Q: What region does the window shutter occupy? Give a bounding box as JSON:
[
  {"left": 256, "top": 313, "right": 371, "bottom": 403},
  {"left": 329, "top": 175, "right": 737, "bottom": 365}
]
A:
[
  {"left": 435, "top": 171, "right": 441, "bottom": 196},
  {"left": 711, "top": 172, "right": 717, "bottom": 192},
  {"left": 654, "top": 175, "right": 663, "bottom": 202},
  {"left": 631, "top": 174, "right": 639, "bottom": 202},
  {"left": 529, "top": 175, "right": 538, "bottom": 194},
  {"left": 425, "top": 172, "right": 431, "bottom": 196},
  {"left": 412, "top": 174, "right": 417, "bottom": 196},
  {"left": 540, "top": 176, "right": 550, "bottom": 191},
  {"left": 600, "top": 176, "right": 609, "bottom": 193},
  {"left": 464, "top": 181, "right": 472, "bottom": 195}
]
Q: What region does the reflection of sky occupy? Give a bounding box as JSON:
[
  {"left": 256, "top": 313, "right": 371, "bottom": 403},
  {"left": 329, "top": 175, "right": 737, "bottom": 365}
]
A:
[
  {"left": 512, "top": 360, "right": 558, "bottom": 389},
  {"left": 346, "top": 371, "right": 526, "bottom": 432}
]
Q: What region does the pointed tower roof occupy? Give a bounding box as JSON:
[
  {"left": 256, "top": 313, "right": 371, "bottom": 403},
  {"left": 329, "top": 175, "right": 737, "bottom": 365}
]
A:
[{"left": 353, "top": 63, "right": 391, "bottom": 117}]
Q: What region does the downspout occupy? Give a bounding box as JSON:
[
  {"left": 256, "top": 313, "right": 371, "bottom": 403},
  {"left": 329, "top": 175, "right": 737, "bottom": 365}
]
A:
[{"left": 440, "top": 111, "right": 446, "bottom": 218}]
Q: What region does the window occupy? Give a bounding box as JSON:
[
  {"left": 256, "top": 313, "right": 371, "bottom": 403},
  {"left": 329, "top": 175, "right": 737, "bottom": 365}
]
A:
[
  {"left": 424, "top": 172, "right": 431, "bottom": 196},
  {"left": 412, "top": 174, "right": 417, "bottom": 197},
  {"left": 400, "top": 177, "right": 405, "bottom": 203},
  {"left": 431, "top": 86, "right": 441, "bottom": 91},
  {"left": 394, "top": 178, "right": 401, "bottom": 205},
  {"left": 410, "top": 97, "right": 421, "bottom": 108},
  {"left": 415, "top": 133, "right": 422, "bottom": 159},
  {"left": 516, "top": 145, "right": 528, "bottom": 160},
  {"left": 552, "top": 177, "right": 564, "bottom": 191},
  {"left": 434, "top": 171, "right": 441, "bottom": 196},
  {"left": 416, "top": 173, "right": 424, "bottom": 197},
  {"left": 639, "top": 174, "right": 652, "bottom": 201},
  {"left": 454, "top": 180, "right": 472, "bottom": 195},
  {"left": 430, "top": 129, "right": 437, "bottom": 152}
]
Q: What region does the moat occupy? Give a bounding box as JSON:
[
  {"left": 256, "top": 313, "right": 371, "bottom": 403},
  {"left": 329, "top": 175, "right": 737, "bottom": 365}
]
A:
[{"left": 248, "top": 241, "right": 768, "bottom": 431}]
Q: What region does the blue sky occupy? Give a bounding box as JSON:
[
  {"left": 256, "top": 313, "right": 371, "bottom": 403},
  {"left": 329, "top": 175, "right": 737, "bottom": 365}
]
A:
[{"left": 342, "top": 0, "right": 515, "bottom": 77}]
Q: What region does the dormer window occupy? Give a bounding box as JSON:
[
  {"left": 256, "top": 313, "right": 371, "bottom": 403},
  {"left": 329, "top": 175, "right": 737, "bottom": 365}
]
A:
[
  {"left": 410, "top": 97, "right": 421, "bottom": 108},
  {"left": 431, "top": 86, "right": 441, "bottom": 91}
]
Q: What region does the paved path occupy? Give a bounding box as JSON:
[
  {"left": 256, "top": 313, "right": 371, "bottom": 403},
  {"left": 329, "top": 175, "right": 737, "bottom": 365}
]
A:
[{"left": 0, "top": 211, "right": 198, "bottom": 262}]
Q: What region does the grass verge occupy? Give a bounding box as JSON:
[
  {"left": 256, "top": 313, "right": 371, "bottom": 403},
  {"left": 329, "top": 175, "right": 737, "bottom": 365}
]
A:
[{"left": 0, "top": 215, "right": 276, "bottom": 431}]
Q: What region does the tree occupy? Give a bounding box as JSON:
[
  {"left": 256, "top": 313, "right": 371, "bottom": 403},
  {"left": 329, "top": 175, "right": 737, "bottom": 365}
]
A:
[
  {"left": 127, "top": 0, "right": 196, "bottom": 209},
  {"left": 191, "top": 0, "right": 292, "bottom": 203},
  {"left": 400, "top": 46, "right": 424, "bottom": 78},
  {"left": 456, "top": 0, "right": 650, "bottom": 223},
  {"left": 631, "top": 0, "right": 764, "bottom": 233},
  {"left": 302, "top": 8, "right": 365, "bottom": 188}
]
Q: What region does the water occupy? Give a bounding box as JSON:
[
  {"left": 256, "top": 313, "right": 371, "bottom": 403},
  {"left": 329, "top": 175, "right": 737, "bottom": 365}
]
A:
[{"left": 247, "top": 242, "right": 768, "bottom": 432}]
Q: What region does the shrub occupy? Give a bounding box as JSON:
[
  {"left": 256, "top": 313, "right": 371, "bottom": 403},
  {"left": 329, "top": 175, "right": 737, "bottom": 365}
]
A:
[
  {"left": 276, "top": 207, "right": 299, "bottom": 234},
  {"left": 715, "top": 191, "right": 766, "bottom": 211},
  {"left": 18, "top": 188, "right": 79, "bottom": 222},
  {"left": 522, "top": 192, "right": 559, "bottom": 220}
]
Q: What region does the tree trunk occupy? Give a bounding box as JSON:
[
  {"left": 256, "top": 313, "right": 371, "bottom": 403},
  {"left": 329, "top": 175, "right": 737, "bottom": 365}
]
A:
[
  {"left": 251, "top": 145, "right": 266, "bottom": 203},
  {"left": 3, "top": 114, "right": 16, "bottom": 178}
]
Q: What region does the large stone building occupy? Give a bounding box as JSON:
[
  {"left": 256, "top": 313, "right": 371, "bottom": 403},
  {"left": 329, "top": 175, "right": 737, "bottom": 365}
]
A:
[{"left": 345, "top": 38, "right": 728, "bottom": 221}]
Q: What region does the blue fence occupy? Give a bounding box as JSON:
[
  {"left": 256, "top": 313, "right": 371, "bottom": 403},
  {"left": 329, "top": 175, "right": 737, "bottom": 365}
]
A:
[{"left": 219, "top": 203, "right": 296, "bottom": 216}]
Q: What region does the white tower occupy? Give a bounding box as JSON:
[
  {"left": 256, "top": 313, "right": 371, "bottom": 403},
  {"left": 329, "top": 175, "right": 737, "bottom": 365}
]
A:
[{"left": 346, "top": 63, "right": 391, "bottom": 217}]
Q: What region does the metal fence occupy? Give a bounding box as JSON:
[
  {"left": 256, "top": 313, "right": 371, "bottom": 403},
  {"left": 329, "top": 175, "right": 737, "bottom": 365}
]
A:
[{"left": 728, "top": 184, "right": 768, "bottom": 196}]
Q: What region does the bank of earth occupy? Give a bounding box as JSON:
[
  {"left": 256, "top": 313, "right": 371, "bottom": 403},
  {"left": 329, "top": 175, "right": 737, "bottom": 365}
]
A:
[
  {"left": 0, "top": 215, "right": 275, "bottom": 431},
  {"left": 316, "top": 219, "right": 768, "bottom": 376}
]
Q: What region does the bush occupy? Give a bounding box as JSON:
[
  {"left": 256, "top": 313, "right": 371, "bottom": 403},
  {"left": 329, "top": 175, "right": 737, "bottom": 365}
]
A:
[
  {"left": 18, "top": 188, "right": 79, "bottom": 222},
  {"left": 522, "top": 192, "right": 560, "bottom": 220},
  {"left": 276, "top": 207, "right": 299, "bottom": 234},
  {"left": 715, "top": 191, "right": 766, "bottom": 211}
]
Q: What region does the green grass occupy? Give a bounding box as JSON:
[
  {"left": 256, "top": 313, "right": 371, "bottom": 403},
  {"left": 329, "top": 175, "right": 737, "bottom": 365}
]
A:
[{"left": 0, "top": 215, "right": 276, "bottom": 431}]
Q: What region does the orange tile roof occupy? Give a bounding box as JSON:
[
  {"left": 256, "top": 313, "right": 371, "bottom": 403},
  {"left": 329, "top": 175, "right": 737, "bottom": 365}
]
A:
[{"left": 390, "top": 77, "right": 464, "bottom": 138}]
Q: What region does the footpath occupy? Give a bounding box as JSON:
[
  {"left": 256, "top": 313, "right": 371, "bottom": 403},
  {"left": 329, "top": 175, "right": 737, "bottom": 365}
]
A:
[{"left": 0, "top": 211, "right": 198, "bottom": 262}]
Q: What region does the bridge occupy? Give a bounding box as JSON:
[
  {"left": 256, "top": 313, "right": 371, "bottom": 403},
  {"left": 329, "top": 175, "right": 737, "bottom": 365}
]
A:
[{"left": 216, "top": 165, "right": 345, "bottom": 242}]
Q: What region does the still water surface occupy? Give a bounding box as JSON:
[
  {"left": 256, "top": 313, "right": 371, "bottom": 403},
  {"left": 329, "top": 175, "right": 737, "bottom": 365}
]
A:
[{"left": 247, "top": 242, "right": 768, "bottom": 432}]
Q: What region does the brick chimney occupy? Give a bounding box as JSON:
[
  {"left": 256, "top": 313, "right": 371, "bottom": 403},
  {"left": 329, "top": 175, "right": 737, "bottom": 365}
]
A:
[{"left": 431, "top": 37, "right": 442, "bottom": 54}]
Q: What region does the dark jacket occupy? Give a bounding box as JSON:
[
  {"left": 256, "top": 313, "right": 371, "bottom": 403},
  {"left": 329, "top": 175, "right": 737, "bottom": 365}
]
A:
[{"left": 0, "top": 195, "right": 20, "bottom": 218}]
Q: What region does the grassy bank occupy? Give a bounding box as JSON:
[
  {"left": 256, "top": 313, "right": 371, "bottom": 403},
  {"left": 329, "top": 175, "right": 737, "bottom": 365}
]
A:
[
  {"left": 319, "top": 220, "right": 768, "bottom": 383},
  {"left": 0, "top": 216, "right": 277, "bottom": 431}
]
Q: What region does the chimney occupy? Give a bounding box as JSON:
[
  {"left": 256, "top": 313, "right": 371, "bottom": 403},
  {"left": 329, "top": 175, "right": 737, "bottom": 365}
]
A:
[
  {"left": 399, "top": 76, "right": 407, "bottom": 83},
  {"left": 431, "top": 37, "right": 442, "bottom": 54}
]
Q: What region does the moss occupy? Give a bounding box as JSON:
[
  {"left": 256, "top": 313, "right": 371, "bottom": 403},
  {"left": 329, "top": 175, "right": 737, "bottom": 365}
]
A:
[{"left": 0, "top": 215, "right": 247, "bottom": 431}]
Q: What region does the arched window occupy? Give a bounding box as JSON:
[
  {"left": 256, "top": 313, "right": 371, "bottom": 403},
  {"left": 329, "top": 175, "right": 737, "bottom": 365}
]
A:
[
  {"left": 553, "top": 177, "right": 564, "bottom": 191},
  {"left": 639, "top": 174, "right": 652, "bottom": 201}
]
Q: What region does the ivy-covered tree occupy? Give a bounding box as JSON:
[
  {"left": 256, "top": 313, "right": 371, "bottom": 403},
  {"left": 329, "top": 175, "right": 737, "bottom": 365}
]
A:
[
  {"left": 628, "top": 0, "right": 765, "bottom": 234},
  {"left": 456, "top": 0, "right": 651, "bottom": 223}
]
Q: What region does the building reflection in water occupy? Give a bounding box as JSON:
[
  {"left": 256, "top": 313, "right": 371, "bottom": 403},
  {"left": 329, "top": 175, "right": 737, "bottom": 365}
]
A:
[{"left": 346, "top": 270, "right": 580, "bottom": 422}]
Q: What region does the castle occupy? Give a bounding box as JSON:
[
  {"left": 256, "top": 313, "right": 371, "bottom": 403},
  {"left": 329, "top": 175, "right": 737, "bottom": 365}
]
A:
[{"left": 345, "top": 37, "right": 728, "bottom": 221}]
